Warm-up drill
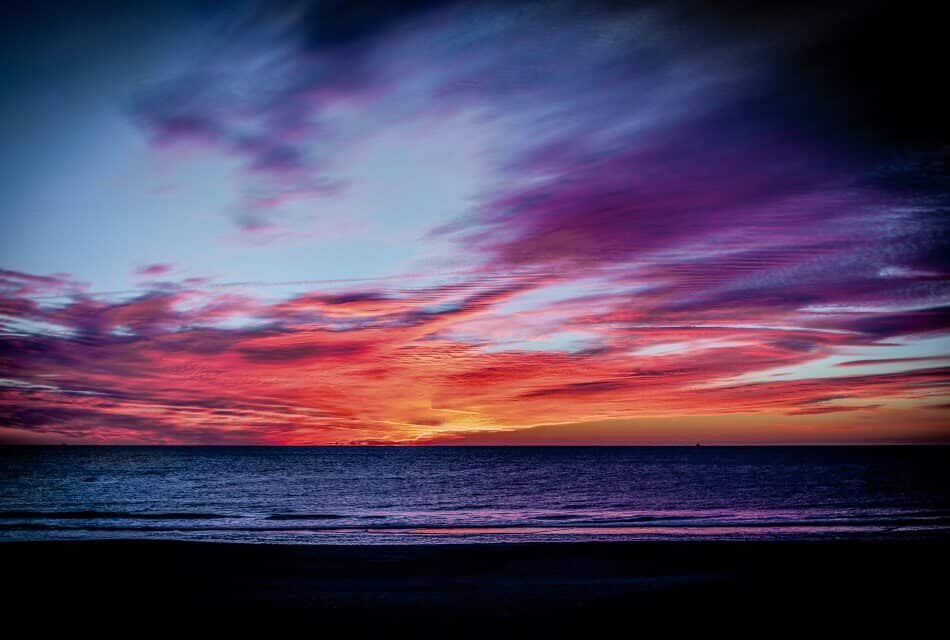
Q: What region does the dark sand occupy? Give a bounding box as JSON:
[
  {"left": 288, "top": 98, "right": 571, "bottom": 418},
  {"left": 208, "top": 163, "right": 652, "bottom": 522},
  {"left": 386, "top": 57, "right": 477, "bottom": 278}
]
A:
[{"left": 3, "top": 538, "right": 947, "bottom": 634}]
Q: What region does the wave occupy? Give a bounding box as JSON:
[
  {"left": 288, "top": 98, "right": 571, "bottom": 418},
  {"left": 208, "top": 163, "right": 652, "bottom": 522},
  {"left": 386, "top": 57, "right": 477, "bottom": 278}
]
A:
[
  {"left": 0, "top": 510, "right": 231, "bottom": 520},
  {"left": 4, "top": 508, "right": 950, "bottom": 534},
  {"left": 530, "top": 514, "right": 696, "bottom": 523},
  {"left": 4, "top": 516, "right": 950, "bottom": 534},
  {"left": 266, "top": 514, "right": 346, "bottom": 520}
]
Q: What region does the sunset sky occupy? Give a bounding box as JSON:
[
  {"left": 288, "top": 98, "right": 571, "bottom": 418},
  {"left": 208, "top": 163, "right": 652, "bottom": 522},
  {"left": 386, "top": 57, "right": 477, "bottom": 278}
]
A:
[{"left": 1, "top": 0, "right": 947, "bottom": 444}]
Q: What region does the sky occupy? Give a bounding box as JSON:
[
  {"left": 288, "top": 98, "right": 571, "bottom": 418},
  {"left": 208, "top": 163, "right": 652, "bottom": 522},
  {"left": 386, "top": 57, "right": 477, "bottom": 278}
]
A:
[{"left": 0, "top": 0, "right": 947, "bottom": 444}]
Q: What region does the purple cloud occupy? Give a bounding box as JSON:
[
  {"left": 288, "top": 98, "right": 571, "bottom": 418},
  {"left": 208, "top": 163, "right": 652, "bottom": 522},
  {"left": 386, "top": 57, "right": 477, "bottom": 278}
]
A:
[{"left": 134, "top": 263, "right": 174, "bottom": 277}]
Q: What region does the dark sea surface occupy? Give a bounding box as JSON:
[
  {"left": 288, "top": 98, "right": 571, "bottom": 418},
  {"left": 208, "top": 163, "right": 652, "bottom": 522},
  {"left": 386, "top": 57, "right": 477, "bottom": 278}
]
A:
[{"left": 1, "top": 446, "right": 948, "bottom": 544}]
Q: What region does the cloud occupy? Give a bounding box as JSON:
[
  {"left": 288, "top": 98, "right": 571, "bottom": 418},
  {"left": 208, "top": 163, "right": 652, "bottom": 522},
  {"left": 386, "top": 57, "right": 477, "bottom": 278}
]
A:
[
  {"left": 127, "top": 0, "right": 947, "bottom": 333},
  {"left": 519, "top": 380, "right": 629, "bottom": 399},
  {"left": 2, "top": 263, "right": 947, "bottom": 444},
  {"left": 3, "top": 2, "right": 948, "bottom": 443},
  {"left": 124, "top": 1, "right": 753, "bottom": 237},
  {"left": 134, "top": 263, "right": 174, "bottom": 277},
  {"left": 0, "top": 269, "right": 81, "bottom": 297},
  {"left": 785, "top": 404, "right": 882, "bottom": 416}
]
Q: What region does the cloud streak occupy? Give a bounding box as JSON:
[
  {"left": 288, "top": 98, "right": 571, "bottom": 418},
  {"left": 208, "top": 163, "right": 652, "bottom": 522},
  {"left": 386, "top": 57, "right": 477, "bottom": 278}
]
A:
[{"left": 1, "top": 263, "right": 947, "bottom": 444}]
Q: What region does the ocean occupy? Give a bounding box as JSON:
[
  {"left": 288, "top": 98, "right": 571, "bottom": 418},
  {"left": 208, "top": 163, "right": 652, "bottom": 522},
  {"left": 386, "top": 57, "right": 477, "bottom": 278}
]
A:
[{"left": 2, "top": 446, "right": 948, "bottom": 544}]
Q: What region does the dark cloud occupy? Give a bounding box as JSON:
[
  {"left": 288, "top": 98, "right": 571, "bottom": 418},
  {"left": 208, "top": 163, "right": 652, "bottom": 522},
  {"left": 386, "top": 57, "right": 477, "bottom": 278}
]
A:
[
  {"left": 135, "top": 263, "right": 174, "bottom": 277},
  {"left": 520, "top": 380, "right": 628, "bottom": 399},
  {"left": 297, "top": 0, "right": 452, "bottom": 51},
  {"left": 842, "top": 308, "right": 950, "bottom": 339},
  {"left": 237, "top": 341, "right": 367, "bottom": 363}
]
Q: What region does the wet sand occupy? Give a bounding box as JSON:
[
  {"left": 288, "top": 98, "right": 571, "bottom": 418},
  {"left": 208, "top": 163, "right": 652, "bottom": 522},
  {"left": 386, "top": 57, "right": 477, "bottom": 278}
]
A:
[{"left": 3, "top": 538, "right": 946, "bottom": 633}]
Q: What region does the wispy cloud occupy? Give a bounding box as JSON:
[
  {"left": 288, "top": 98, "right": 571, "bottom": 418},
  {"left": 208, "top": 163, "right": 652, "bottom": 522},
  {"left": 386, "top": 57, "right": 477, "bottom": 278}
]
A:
[{"left": 1, "top": 263, "right": 947, "bottom": 443}]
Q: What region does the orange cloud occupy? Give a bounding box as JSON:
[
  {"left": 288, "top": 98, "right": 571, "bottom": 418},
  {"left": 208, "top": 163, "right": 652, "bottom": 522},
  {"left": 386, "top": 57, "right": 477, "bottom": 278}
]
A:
[{"left": 2, "top": 267, "right": 947, "bottom": 444}]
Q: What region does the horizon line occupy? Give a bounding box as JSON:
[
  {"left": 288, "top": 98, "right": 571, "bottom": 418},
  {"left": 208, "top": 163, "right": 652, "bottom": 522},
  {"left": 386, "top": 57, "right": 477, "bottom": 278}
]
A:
[{"left": 2, "top": 442, "right": 948, "bottom": 448}]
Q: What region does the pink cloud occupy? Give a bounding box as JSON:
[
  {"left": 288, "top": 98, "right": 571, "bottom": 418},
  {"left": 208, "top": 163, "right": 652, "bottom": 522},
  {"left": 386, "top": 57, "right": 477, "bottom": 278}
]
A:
[{"left": 134, "top": 263, "right": 174, "bottom": 277}]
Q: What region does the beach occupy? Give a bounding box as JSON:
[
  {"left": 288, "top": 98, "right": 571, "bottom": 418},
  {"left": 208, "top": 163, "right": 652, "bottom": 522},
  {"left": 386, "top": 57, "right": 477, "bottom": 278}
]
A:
[{"left": 4, "top": 538, "right": 946, "bottom": 633}]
